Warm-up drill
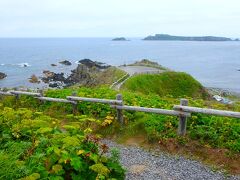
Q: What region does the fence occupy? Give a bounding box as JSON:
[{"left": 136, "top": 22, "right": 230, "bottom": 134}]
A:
[{"left": 0, "top": 90, "right": 240, "bottom": 136}]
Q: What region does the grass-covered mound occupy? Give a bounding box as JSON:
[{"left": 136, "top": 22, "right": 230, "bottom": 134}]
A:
[{"left": 122, "top": 72, "right": 208, "bottom": 98}]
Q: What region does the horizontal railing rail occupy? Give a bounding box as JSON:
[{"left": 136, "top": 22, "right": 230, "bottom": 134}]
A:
[
  {"left": 174, "top": 105, "right": 240, "bottom": 118},
  {"left": 37, "top": 97, "right": 77, "bottom": 104},
  {"left": 9, "top": 90, "right": 42, "bottom": 97},
  {"left": 67, "top": 96, "right": 122, "bottom": 105},
  {"left": 111, "top": 105, "right": 191, "bottom": 117},
  {"left": 0, "top": 91, "right": 14, "bottom": 96},
  {"left": 0, "top": 90, "right": 239, "bottom": 136}
]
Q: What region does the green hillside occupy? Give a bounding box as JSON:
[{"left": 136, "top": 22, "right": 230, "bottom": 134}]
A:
[{"left": 122, "top": 72, "right": 208, "bottom": 98}]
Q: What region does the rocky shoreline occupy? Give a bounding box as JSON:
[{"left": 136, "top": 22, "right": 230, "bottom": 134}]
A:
[
  {"left": 207, "top": 87, "right": 240, "bottom": 98},
  {"left": 28, "top": 59, "right": 112, "bottom": 88}
]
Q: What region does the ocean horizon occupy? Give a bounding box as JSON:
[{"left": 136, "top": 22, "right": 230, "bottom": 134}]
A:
[{"left": 0, "top": 37, "right": 240, "bottom": 93}]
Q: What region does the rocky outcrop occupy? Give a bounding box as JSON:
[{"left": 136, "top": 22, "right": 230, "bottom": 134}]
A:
[
  {"left": 0, "top": 72, "right": 7, "bottom": 80},
  {"left": 29, "top": 74, "right": 40, "bottom": 83},
  {"left": 51, "top": 64, "right": 57, "bottom": 66},
  {"left": 43, "top": 70, "right": 55, "bottom": 78},
  {"left": 128, "top": 59, "right": 167, "bottom": 70},
  {"left": 78, "top": 59, "right": 111, "bottom": 69},
  {"left": 66, "top": 64, "right": 99, "bottom": 86},
  {"left": 59, "top": 60, "right": 72, "bottom": 66},
  {"left": 41, "top": 71, "right": 65, "bottom": 83},
  {"left": 41, "top": 59, "right": 111, "bottom": 88}
]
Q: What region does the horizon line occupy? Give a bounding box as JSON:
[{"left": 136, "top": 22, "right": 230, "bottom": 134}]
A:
[{"left": 0, "top": 34, "right": 238, "bottom": 39}]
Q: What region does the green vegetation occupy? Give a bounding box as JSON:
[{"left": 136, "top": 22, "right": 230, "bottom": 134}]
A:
[
  {"left": 0, "top": 106, "right": 125, "bottom": 179},
  {"left": 122, "top": 72, "right": 208, "bottom": 98},
  {"left": 1, "top": 86, "right": 239, "bottom": 153},
  {"left": 0, "top": 72, "right": 240, "bottom": 177}
]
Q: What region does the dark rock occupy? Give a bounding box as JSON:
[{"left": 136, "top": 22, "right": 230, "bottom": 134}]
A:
[
  {"left": 66, "top": 60, "right": 111, "bottom": 86},
  {"left": 41, "top": 60, "right": 111, "bottom": 88},
  {"left": 59, "top": 60, "right": 72, "bottom": 66},
  {"left": 51, "top": 64, "right": 57, "bottom": 66},
  {"left": 0, "top": 72, "right": 7, "bottom": 80},
  {"left": 238, "top": 69, "right": 240, "bottom": 71},
  {"left": 41, "top": 70, "right": 66, "bottom": 84},
  {"left": 43, "top": 70, "right": 55, "bottom": 78},
  {"left": 66, "top": 64, "right": 92, "bottom": 86},
  {"left": 29, "top": 74, "right": 40, "bottom": 83},
  {"left": 78, "top": 59, "right": 111, "bottom": 69},
  {"left": 53, "top": 73, "right": 65, "bottom": 82},
  {"left": 49, "top": 82, "right": 63, "bottom": 88},
  {"left": 49, "top": 83, "right": 58, "bottom": 88}
]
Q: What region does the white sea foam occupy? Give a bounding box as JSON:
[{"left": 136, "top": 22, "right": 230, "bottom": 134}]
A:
[
  {"left": 17, "top": 63, "right": 31, "bottom": 67},
  {"left": 0, "top": 62, "right": 31, "bottom": 67},
  {"left": 75, "top": 60, "right": 80, "bottom": 64}
]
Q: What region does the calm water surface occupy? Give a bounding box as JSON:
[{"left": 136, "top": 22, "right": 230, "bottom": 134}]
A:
[{"left": 0, "top": 38, "right": 239, "bottom": 92}]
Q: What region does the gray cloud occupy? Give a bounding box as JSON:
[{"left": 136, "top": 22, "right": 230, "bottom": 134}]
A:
[{"left": 0, "top": 0, "right": 239, "bottom": 37}]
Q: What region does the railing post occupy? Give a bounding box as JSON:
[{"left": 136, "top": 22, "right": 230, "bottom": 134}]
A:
[
  {"left": 116, "top": 94, "right": 124, "bottom": 125},
  {"left": 38, "top": 89, "right": 44, "bottom": 104},
  {"left": 71, "top": 92, "right": 78, "bottom": 114},
  {"left": 39, "top": 89, "right": 43, "bottom": 97},
  {"left": 178, "top": 99, "right": 188, "bottom": 136}
]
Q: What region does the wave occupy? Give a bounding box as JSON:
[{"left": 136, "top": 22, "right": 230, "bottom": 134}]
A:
[
  {"left": 0, "top": 62, "right": 31, "bottom": 67},
  {"left": 17, "top": 63, "right": 31, "bottom": 67}
]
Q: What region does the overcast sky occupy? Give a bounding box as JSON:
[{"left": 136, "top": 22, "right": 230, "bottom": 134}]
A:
[{"left": 0, "top": 0, "right": 240, "bottom": 38}]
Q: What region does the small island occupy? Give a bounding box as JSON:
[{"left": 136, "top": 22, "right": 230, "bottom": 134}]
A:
[
  {"left": 112, "top": 37, "right": 129, "bottom": 41},
  {"left": 143, "top": 34, "right": 238, "bottom": 41}
]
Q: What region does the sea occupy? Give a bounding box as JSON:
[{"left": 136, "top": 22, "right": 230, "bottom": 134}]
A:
[{"left": 0, "top": 38, "right": 239, "bottom": 93}]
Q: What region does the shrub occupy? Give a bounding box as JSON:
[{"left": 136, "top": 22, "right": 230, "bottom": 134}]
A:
[{"left": 0, "top": 107, "right": 125, "bottom": 179}]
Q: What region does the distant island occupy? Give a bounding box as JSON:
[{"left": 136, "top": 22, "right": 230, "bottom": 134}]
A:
[
  {"left": 112, "top": 37, "right": 129, "bottom": 41},
  {"left": 143, "top": 34, "right": 239, "bottom": 41}
]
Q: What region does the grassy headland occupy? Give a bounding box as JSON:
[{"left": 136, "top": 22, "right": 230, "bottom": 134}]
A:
[{"left": 0, "top": 65, "right": 240, "bottom": 177}]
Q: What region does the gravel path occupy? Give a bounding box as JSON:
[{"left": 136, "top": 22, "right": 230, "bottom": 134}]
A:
[
  {"left": 102, "top": 139, "right": 239, "bottom": 180},
  {"left": 118, "top": 66, "right": 164, "bottom": 76}
]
